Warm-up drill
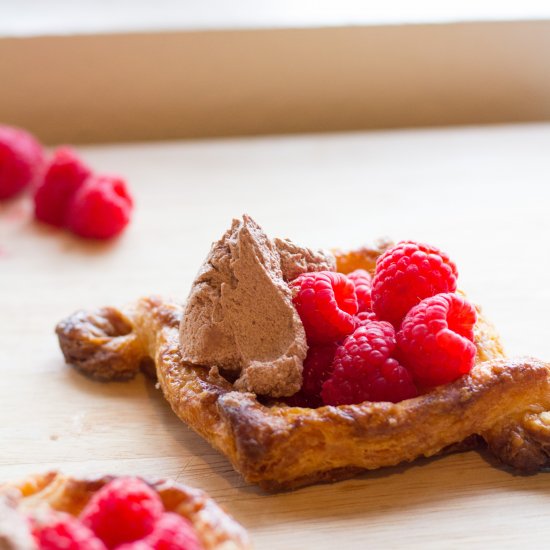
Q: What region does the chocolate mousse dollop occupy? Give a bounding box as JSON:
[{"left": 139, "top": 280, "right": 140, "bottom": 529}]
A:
[
  {"left": 180, "top": 215, "right": 336, "bottom": 397},
  {"left": 274, "top": 237, "right": 336, "bottom": 282}
]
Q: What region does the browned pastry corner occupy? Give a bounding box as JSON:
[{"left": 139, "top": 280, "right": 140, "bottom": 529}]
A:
[
  {"left": 56, "top": 246, "right": 550, "bottom": 491},
  {"left": 0, "top": 472, "right": 251, "bottom": 549}
]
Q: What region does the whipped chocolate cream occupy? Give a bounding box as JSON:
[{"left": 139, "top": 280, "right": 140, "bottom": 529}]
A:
[
  {"left": 275, "top": 237, "right": 336, "bottom": 282},
  {"left": 180, "top": 215, "right": 336, "bottom": 397}
]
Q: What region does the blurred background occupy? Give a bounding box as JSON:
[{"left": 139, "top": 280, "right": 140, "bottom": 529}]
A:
[
  {"left": 3, "top": 6, "right": 550, "bottom": 549},
  {"left": 2, "top": 1, "right": 550, "bottom": 144}
]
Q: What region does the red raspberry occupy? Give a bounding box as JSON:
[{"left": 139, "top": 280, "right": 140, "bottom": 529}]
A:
[
  {"left": 66, "top": 175, "right": 133, "bottom": 239},
  {"left": 347, "top": 269, "right": 372, "bottom": 312},
  {"left": 354, "top": 311, "right": 378, "bottom": 328},
  {"left": 32, "top": 511, "right": 106, "bottom": 550},
  {"left": 117, "top": 513, "right": 203, "bottom": 550},
  {"left": 285, "top": 343, "right": 338, "bottom": 408},
  {"left": 371, "top": 241, "right": 458, "bottom": 327},
  {"left": 290, "top": 271, "right": 357, "bottom": 344},
  {"left": 321, "top": 322, "right": 417, "bottom": 405},
  {"left": 396, "top": 293, "right": 477, "bottom": 388},
  {"left": 116, "top": 543, "right": 150, "bottom": 550},
  {"left": 0, "top": 125, "right": 44, "bottom": 200},
  {"left": 34, "top": 147, "right": 92, "bottom": 226},
  {"left": 80, "top": 477, "right": 164, "bottom": 548}
]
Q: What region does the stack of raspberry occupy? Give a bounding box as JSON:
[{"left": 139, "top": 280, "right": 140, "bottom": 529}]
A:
[
  {"left": 0, "top": 125, "right": 132, "bottom": 239},
  {"left": 288, "top": 241, "right": 477, "bottom": 407},
  {"left": 31, "top": 477, "right": 203, "bottom": 550}
]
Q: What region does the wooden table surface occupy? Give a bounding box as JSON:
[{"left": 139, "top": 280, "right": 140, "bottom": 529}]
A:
[{"left": 2, "top": 123, "right": 550, "bottom": 548}]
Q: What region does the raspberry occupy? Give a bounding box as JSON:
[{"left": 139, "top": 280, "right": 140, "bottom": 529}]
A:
[
  {"left": 32, "top": 511, "right": 106, "bottom": 550},
  {"left": 80, "top": 477, "right": 164, "bottom": 548},
  {"left": 0, "top": 125, "right": 44, "bottom": 200},
  {"left": 284, "top": 392, "right": 319, "bottom": 409},
  {"left": 371, "top": 241, "right": 458, "bottom": 327},
  {"left": 34, "top": 147, "right": 92, "bottom": 226},
  {"left": 290, "top": 271, "right": 357, "bottom": 344},
  {"left": 117, "top": 513, "right": 203, "bottom": 550},
  {"left": 321, "top": 322, "right": 418, "bottom": 405},
  {"left": 396, "top": 293, "right": 477, "bottom": 388},
  {"left": 66, "top": 175, "right": 133, "bottom": 239},
  {"left": 285, "top": 343, "right": 338, "bottom": 408},
  {"left": 354, "top": 311, "right": 378, "bottom": 328},
  {"left": 347, "top": 269, "right": 372, "bottom": 312}
]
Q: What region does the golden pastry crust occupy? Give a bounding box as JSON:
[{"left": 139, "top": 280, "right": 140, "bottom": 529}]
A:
[
  {"left": 0, "top": 472, "right": 251, "bottom": 549},
  {"left": 56, "top": 247, "right": 550, "bottom": 491}
]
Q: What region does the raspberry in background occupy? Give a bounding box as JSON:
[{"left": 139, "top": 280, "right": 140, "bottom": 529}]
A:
[
  {"left": 290, "top": 271, "right": 357, "bottom": 344},
  {"left": 321, "top": 321, "right": 418, "bottom": 405},
  {"left": 396, "top": 293, "right": 477, "bottom": 388},
  {"left": 80, "top": 477, "right": 163, "bottom": 548},
  {"left": 34, "top": 147, "right": 92, "bottom": 227},
  {"left": 117, "top": 513, "right": 203, "bottom": 550},
  {"left": 285, "top": 343, "right": 338, "bottom": 408},
  {"left": 66, "top": 175, "right": 133, "bottom": 240},
  {"left": 0, "top": 125, "right": 44, "bottom": 200},
  {"left": 371, "top": 241, "right": 458, "bottom": 327},
  {"left": 32, "top": 511, "right": 106, "bottom": 550},
  {"left": 347, "top": 269, "right": 372, "bottom": 312}
]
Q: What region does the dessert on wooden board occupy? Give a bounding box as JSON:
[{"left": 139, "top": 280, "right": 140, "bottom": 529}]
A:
[
  {"left": 57, "top": 215, "right": 550, "bottom": 490},
  {"left": 0, "top": 472, "right": 251, "bottom": 549}
]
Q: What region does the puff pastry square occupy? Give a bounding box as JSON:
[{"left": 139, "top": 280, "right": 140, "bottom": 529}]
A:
[
  {"left": 56, "top": 246, "right": 550, "bottom": 491},
  {"left": 0, "top": 472, "right": 250, "bottom": 549}
]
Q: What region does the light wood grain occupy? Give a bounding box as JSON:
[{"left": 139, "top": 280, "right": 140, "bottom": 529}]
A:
[{"left": 1, "top": 123, "right": 550, "bottom": 548}]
